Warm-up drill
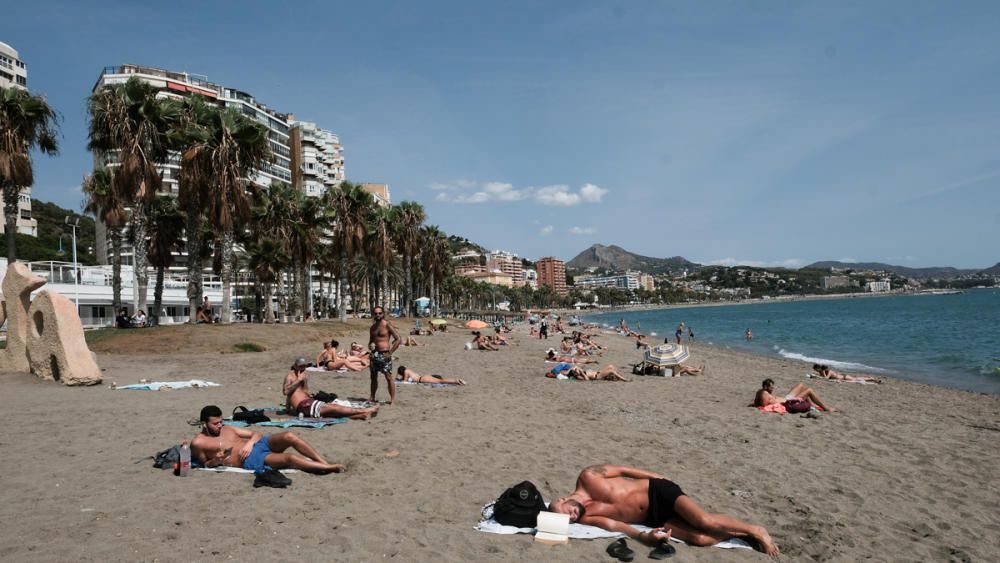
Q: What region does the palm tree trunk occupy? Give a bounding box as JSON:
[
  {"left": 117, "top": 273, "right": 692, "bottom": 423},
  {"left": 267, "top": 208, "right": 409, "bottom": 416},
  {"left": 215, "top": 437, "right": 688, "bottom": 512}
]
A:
[
  {"left": 404, "top": 254, "right": 413, "bottom": 317},
  {"left": 430, "top": 272, "right": 436, "bottom": 317},
  {"left": 338, "top": 251, "right": 348, "bottom": 322},
  {"left": 302, "top": 262, "right": 311, "bottom": 319},
  {"left": 264, "top": 282, "right": 274, "bottom": 323},
  {"left": 111, "top": 230, "right": 123, "bottom": 313},
  {"left": 4, "top": 186, "right": 18, "bottom": 263},
  {"left": 153, "top": 265, "right": 165, "bottom": 326},
  {"left": 185, "top": 203, "right": 202, "bottom": 324},
  {"left": 132, "top": 202, "right": 150, "bottom": 314},
  {"left": 220, "top": 227, "right": 234, "bottom": 323}
]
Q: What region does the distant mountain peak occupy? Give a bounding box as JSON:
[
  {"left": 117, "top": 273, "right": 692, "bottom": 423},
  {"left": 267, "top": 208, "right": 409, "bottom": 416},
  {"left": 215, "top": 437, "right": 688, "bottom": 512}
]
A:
[{"left": 566, "top": 244, "right": 699, "bottom": 275}]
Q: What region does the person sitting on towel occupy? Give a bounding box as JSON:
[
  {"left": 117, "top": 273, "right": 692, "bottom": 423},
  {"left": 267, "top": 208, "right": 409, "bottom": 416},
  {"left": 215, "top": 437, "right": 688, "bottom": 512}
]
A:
[
  {"left": 191, "top": 405, "right": 345, "bottom": 474},
  {"left": 284, "top": 358, "right": 379, "bottom": 420},
  {"left": 548, "top": 464, "right": 779, "bottom": 555},
  {"left": 396, "top": 366, "right": 466, "bottom": 385},
  {"left": 753, "top": 378, "right": 835, "bottom": 412}
]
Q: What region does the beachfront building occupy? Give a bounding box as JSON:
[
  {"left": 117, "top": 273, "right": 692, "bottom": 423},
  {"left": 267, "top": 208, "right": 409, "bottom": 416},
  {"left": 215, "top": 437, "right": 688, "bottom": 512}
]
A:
[
  {"left": 523, "top": 268, "right": 538, "bottom": 289},
  {"left": 462, "top": 269, "right": 514, "bottom": 287},
  {"left": 821, "top": 276, "right": 854, "bottom": 289},
  {"left": 289, "top": 119, "right": 344, "bottom": 197},
  {"left": 639, "top": 273, "right": 655, "bottom": 291},
  {"left": 360, "top": 183, "right": 392, "bottom": 208},
  {"left": 0, "top": 41, "right": 28, "bottom": 89},
  {"left": 91, "top": 64, "right": 297, "bottom": 265},
  {"left": 486, "top": 250, "right": 524, "bottom": 285},
  {"left": 536, "top": 256, "right": 567, "bottom": 296},
  {"left": 574, "top": 271, "right": 641, "bottom": 291},
  {"left": 0, "top": 43, "right": 37, "bottom": 237},
  {"left": 866, "top": 280, "right": 891, "bottom": 293}
]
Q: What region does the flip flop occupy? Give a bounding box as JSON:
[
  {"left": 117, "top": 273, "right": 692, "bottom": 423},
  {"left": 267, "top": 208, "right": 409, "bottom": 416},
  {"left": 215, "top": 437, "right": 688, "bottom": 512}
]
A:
[
  {"left": 606, "top": 538, "right": 634, "bottom": 562},
  {"left": 649, "top": 541, "right": 676, "bottom": 560}
]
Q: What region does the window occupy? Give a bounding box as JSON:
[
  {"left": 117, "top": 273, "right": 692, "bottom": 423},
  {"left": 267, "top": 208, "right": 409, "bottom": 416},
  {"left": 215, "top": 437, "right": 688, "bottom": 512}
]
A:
[
  {"left": 16, "top": 76, "right": 26, "bottom": 86},
  {"left": 91, "top": 306, "right": 107, "bottom": 318},
  {"left": 20, "top": 210, "right": 30, "bottom": 219}
]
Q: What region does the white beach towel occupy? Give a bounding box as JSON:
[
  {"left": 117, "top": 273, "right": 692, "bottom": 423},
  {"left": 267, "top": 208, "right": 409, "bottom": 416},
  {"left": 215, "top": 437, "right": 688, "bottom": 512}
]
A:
[
  {"left": 196, "top": 466, "right": 300, "bottom": 474},
  {"left": 806, "top": 373, "right": 877, "bottom": 384},
  {"left": 306, "top": 367, "right": 348, "bottom": 373},
  {"left": 474, "top": 517, "right": 751, "bottom": 549},
  {"left": 116, "top": 380, "right": 220, "bottom": 391},
  {"left": 332, "top": 398, "right": 377, "bottom": 408}
]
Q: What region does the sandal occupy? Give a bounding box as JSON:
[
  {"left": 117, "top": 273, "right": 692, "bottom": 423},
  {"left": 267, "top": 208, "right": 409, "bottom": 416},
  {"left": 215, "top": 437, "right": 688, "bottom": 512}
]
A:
[
  {"left": 606, "top": 538, "right": 634, "bottom": 562},
  {"left": 649, "top": 541, "right": 676, "bottom": 560}
]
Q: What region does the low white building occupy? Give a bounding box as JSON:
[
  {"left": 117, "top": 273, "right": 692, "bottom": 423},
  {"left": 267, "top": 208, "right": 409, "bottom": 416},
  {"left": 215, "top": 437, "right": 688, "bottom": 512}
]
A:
[{"left": 866, "top": 280, "right": 891, "bottom": 293}]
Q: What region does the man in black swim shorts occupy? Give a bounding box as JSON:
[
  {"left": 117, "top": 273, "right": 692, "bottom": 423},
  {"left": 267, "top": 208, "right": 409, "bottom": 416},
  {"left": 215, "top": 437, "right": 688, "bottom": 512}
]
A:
[
  {"left": 368, "top": 305, "right": 401, "bottom": 405},
  {"left": 547, "top": 464, "right": 778, "bottom": 555}
]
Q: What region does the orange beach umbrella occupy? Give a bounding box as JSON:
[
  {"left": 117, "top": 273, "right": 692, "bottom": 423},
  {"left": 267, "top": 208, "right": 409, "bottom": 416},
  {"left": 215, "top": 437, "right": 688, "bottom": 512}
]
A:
[{"left": 465, "top": 320, "right": 489, "bottom": 329}]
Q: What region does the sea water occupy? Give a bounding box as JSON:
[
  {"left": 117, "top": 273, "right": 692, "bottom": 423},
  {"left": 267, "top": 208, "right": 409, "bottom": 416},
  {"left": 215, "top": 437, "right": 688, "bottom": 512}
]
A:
[{"left": 585, "top": 288, "right": 1000, "bottom": 394}]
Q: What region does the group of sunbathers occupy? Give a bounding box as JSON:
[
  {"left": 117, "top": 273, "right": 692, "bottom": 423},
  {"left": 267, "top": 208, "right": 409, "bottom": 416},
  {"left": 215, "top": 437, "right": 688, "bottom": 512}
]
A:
[
  {"left": 315, "top": 339, "right": 370, "bottom": 371},
  {"left": 471, "top": 329, "right": 509, "bottom": 351}
]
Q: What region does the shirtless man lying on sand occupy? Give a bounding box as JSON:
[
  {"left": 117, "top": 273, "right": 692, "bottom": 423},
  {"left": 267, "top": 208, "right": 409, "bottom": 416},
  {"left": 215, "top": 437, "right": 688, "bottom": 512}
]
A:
[
  {"left": 191, "top": 405, "right": 345, "bottom": 474},
  {"left": 754, "top": 378, "right": 835, "bottom": 412},
  {"left": 548, "top": 464, "right": 779, "bottom": 555},
  {"left": 396, "top": 366, "right": 466, "bottom": 385},
  {"left": 284, "top": 358, "right": 379, "bottom": 420}
]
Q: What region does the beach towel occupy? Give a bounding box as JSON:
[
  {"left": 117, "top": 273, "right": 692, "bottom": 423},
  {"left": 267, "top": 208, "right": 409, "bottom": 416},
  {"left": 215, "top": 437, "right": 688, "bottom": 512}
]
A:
[
  {"left": 475, "top": 507, "right": 751, "bottom": 549},
  {"left": 115, "top": 380, "right": 220, "bottom": 391},
  {"left": 396, "top": 380, "right": 449, "bottom": 388},
  {"left": 806, "top": 373, "right": 877, "bottom": 384},
  {"left": 306, "top": 366, "right": 348, "bottom": 373},
  {"left": 756, "top": 404, "right": 788, "bottom": 414},
  {"left": 196, "top": 466, "right": 300, "bottom": 474},
  {"left": 224, "top": 418, "right": 347, "bottom": 429}
]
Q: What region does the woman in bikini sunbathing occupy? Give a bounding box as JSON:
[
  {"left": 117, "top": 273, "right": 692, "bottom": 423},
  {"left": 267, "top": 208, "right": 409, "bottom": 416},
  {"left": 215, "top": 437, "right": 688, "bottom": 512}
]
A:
[{"left": 396, "top": 366, "right": 466, "bottom": 385}]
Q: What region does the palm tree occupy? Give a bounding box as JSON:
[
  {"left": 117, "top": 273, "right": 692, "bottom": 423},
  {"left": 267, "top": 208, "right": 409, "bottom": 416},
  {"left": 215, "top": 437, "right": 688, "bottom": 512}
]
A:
[
  {"left": 0, "top": 86, "right": 59, "bottom": 262},
  {"left": 82, "top": 168, "right": 125, "bottom": 312},
  {"left": 366, "top": 204, "right": 395, "bottom": 309},
  {"left": 325, "top": 182, "right": 373, "bottom": 321},
  {"left": 88, "top": 77, "right": 172, "bottom": 315},
  {"left": 419, "top": 225, "right": 450, "bottom": 317},
  {"left": 179, "top": 103, "right": 271, "bottom": 323},
  {"left": 288, "top": 193, "right": 326, "bottom": 319},
  {"left": 146, "top": 195, "right": 185, "bottom": 326},
  {"left": 393, "top": 201, "right": 425, "bottom": 317},
  {"left": 247, "top": 238, "right": 290, "bottom": 323}
]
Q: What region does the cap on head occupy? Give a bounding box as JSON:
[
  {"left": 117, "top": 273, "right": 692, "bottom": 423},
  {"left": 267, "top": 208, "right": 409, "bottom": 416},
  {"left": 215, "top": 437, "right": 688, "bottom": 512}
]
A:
[{"left": 293, "top": 357, "right": 309, "bottom": 369}]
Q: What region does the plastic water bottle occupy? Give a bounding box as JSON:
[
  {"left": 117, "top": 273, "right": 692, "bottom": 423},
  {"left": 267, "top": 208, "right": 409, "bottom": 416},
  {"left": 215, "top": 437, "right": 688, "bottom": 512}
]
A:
[{"left": 179, "top": 443, "right": 192, "bottom": 477}]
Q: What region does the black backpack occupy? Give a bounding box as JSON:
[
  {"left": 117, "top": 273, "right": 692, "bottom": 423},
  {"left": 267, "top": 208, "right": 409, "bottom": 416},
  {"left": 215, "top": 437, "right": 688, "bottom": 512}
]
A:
[
  {"left": 232, "top": 406, "right": 271, "bottom": 424},
  {"left": 152, "top": 445, "right": 181, "bottom": 470},
  {"left": 493, "top": 481, "right": 546, "bottom": 528}
]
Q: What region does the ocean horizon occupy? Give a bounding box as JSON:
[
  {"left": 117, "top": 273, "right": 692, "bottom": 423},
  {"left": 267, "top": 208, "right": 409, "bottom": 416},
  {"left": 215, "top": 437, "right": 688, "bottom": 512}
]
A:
[{"left": 584, "top": 288, "right": 1000, "bottom": 394}]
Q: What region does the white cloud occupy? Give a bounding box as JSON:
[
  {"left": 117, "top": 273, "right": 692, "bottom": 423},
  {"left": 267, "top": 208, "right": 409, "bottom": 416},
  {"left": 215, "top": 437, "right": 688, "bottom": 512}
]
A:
[
  {"left": 540, "top": 225, "right": 554, "bottom": 235},
  {"left": 430, "top": 180, "right": 609, "bottom": 206},
  {"left": 579, "top": 183, "right": 608, "bottom": 203},
  {"left": 569, "top": 226, "right": 596, "bottom": 235}
]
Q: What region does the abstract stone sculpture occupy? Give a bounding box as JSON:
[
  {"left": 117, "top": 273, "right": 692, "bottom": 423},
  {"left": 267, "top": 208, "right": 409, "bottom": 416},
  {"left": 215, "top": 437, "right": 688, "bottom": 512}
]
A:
[{"left": 0, "top": 263, "right": 102, "bottom": 386}]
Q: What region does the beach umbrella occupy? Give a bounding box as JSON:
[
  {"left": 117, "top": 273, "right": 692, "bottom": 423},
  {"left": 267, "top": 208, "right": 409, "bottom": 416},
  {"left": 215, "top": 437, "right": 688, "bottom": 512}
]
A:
[
  {"left": 465, "top": 319, "right": 489, "bottom": 329},
  {"left": 430, "top": 319, "right": 448, "bottom": 326},
  {"left": 643, "top": 343, "right": 690, "bottom": 367}
]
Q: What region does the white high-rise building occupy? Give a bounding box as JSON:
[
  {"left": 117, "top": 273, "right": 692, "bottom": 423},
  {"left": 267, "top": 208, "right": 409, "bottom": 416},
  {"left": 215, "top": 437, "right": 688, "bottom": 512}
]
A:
[
  {"left": 290, "top": 120, "right": 344, "bottom": 198},
  {"left": 0, "top": 41, "right": 28, "bottom": 89},
  {"left": 0, "top": 41, "right": 37, "bottom": 237},
  {"left": 91, "top": 64, "right": 298, "bottom": 264}
]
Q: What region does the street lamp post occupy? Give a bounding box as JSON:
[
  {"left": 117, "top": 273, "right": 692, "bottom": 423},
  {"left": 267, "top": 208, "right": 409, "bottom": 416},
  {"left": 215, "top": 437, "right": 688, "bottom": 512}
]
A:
[{"left": 64, "top": 216, "right": 80, "bottom": 309}]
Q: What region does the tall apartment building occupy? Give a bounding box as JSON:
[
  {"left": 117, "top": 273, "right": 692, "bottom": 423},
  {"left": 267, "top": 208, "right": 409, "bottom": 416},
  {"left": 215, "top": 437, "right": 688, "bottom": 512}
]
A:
[
  {"left": 91, "top": 64, "right": 299, "bottom": 264},
  {"left": 486, "top": 250, "right": 523, "bottom": 285},
  {"left": 0, "top": 41, "right": 38, "bottom": 237},
  {"left": 536, "top": 256, "right": 567, "bottom": 296},
  {"left": 289, "top": 119, "right": 344, "bottom": 198}
]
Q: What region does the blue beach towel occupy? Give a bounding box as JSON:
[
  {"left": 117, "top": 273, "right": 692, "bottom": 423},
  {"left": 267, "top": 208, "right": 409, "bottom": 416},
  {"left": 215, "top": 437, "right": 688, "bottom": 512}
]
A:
[{"left": 224, "top": 418, "right": 347, "bottom": 429}]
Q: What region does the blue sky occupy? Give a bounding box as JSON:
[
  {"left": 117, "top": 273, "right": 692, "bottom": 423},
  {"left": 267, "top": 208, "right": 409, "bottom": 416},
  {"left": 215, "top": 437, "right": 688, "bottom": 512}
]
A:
[{"left": 5, "top": 0, "right": 999, "bottom": 268}]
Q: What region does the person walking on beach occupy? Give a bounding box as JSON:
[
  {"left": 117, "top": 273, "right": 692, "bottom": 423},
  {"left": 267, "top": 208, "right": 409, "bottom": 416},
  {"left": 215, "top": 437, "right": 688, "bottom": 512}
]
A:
[
  {"left": 539, "top": 316, "right": 549, "bottom": 339},
  {"left": 688, "top": 327, "right": 695, "bottom": 343},
  {"left": 369, "top": 305, "right": 400, "bottom": 405},
  {"left": 191, "top": 405, "right": 345, "bottom": 474},
  {"left": 548, "top": 464, "right": 778, "bottom": 555},
  {"left": 676, "top": 322, "right": 685, "bottom": 344}
]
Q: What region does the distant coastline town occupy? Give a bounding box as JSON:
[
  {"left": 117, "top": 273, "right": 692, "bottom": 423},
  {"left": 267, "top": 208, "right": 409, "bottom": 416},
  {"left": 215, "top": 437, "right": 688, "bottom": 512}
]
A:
[{"left": 2, "top": 43, "right": 998, "bottom": 328}]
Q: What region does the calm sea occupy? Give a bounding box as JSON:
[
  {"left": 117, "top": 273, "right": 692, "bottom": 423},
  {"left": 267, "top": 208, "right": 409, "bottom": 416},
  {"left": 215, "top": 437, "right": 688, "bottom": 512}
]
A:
[{"left": 584, "top": 288, "right": 1000, "bottom": 394}]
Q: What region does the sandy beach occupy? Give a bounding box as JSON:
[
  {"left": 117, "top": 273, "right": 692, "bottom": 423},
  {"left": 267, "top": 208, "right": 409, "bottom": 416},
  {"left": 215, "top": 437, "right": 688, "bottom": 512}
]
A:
[{"left": 2, "top": 319, "right": 999, "bottom": 562}]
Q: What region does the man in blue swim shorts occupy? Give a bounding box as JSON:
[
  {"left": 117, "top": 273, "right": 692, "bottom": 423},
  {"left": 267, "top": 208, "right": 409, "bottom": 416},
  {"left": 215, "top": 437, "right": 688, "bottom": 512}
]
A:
[
  {"left": 548, "top": 464, "right": 779, "bottom": 555},
  {"left": 190, "top": 405, "right": 345, "bottom": 474}
]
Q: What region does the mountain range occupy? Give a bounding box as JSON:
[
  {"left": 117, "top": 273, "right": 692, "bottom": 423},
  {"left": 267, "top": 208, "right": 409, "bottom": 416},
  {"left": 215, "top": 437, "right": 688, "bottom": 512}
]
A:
[
  {"left": 566, "top": 244, "right": 700, "bottom": 275},
  {"left": 563, "top": 245, "right": 998, "bottom": 280}
]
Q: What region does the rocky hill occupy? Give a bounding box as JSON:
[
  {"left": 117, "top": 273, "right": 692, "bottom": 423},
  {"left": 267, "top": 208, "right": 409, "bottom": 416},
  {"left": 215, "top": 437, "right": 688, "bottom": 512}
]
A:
[
  {"left": 566, "top": 244, "right": 700, "bottom": 275},
  {"left": 978, "top": 262, "right": 1000, "bottom": 277},
  {"left": 804, "top": 261, "right": 981, "bottom": 279}
]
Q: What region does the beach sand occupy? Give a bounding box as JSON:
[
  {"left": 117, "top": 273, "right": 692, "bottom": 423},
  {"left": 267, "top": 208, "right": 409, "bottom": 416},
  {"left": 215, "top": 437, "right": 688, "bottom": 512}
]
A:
[{"left": 1, "top": 320, "right": 998, "bottom": 561}]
